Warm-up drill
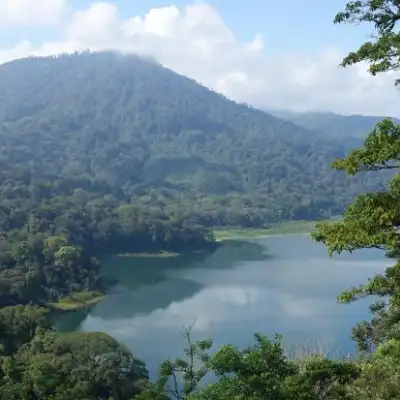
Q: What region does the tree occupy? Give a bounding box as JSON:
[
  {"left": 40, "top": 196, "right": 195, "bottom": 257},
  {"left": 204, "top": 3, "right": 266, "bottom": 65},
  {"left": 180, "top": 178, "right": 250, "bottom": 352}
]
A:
[
  {"left": 334, "top": 0, "right": 400, "bottom": 83},
  {"left": 43, "top": 236, "right": 69, "bottom": 259},
  {"left": 312, "top": 0, "right": 400, "bottom": 352},
  {"left": 1, "top": 330, "right": 149, "bottom": 400},
  {"left": 140, "top": 330, "right": 361, "bottom": 400},
  {"left": 140, "top": 332, "right": 297, "bottom": 400},
  {"left": 0, "top": 305, "right": 50, "bottom": 356},
  {"left": 345, "top": 338, "right": 400, "bottom": 399},
  {"left": 138, "top": 327, "right": 213, "bottom": 400},
  {"left": 189, "top": 334, "right": 296, "bottom": 400}
]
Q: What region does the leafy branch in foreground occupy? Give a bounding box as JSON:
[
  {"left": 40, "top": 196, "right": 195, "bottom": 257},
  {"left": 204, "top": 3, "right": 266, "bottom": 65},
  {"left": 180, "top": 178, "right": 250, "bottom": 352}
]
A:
[
  {"left": 312, "top": 134, "right": 400, "bottom": 350},
  {"left": 335, "top": 1, "right": 400, "bottom": 82},
  {"left": 313, "top": 0, "right": 400, "bottom": 353}
]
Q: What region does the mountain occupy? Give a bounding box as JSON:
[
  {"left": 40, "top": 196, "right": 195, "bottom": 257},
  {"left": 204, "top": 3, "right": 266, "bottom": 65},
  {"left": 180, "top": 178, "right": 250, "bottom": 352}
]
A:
[
  {"left": 268, "top": 109, "right": 400, "bottom": 140},
  {"left": 0, "top": 51, "right": 385, "bottom": 227}
]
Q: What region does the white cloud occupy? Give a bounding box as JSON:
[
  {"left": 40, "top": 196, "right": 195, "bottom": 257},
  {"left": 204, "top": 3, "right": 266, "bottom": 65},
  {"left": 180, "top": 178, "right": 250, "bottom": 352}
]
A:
[
  {"left": 0, "top": 1, "right": 398, "bottom": 116},
  {"left": 0, "top": 0, "right": 67, "bottom": 26},
  {"left": 66, "top": 2, "right": 120, "bottom": 46},
  {"left": 0, "top": 41, "right": 32, "bottom": 64}
]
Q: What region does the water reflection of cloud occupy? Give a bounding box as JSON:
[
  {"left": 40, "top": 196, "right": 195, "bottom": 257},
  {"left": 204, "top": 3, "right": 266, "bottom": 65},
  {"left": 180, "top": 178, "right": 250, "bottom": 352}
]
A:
[
  {"left": 80, "top": 279, "right": 357, "bottom": 346},
  {"left": 168, "top": 257, "right": 390, "bottom": 303},
  {"left": 78, "top": 257, "right": 386, "bottom": 372},
  {"left": 81, "top": 253, "right": 391, "bottom": 342},
  {"left": 281, "top": 296, "right": 322, "bottom": 318},
  {"left": 81, "top": 285, "right": 262, "bottom": 337}
]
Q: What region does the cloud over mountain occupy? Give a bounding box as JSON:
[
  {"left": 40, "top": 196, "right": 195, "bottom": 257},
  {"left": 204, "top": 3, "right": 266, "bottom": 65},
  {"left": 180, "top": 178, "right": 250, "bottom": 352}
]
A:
[{"left": 0, "top": 1, "right": 398, "bottom": 116}]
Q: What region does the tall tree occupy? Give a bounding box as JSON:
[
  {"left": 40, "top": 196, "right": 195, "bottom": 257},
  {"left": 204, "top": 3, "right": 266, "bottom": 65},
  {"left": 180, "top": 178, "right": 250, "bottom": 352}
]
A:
[
  {"left": 1, "top": 329, "right": 149, "bottom": 399},
  {"left": 312, "top": 0, "right": 400, "bottom": 351}
]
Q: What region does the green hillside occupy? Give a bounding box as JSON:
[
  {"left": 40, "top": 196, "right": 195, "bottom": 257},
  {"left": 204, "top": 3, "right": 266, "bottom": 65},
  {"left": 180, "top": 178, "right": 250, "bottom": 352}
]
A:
[
  {"left": 0, "top": 51, "right": 385, "bottom": 228},
  {"left": 269, "top": 109, "right": 400, "bottom": 140}
]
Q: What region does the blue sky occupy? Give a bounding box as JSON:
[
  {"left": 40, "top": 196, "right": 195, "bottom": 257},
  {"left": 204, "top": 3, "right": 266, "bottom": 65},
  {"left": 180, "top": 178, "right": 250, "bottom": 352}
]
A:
[
  {"left": 112, "top": 0, "right": 367, "bottom": 53},
  {"left": 4, "top": 0, "right": 367, "bottom": 54}
]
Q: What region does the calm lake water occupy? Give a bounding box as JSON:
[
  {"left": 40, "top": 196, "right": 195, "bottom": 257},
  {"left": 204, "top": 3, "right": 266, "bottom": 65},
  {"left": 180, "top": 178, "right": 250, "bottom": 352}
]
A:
[{"left": 53, "top": 235, "right": 389, "bottom": 378}]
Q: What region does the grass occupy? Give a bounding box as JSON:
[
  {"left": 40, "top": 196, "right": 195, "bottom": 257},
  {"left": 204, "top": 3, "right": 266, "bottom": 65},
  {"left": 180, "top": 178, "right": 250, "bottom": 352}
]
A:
[
  {"left": 49, "top": 291, "right": 105, "bottom": 311},
  {"left": 213, "top": 220, "right": 321, "bottom": 241},
  {"left": 117, "top": 251, "right": 180, "bottom": 258}
]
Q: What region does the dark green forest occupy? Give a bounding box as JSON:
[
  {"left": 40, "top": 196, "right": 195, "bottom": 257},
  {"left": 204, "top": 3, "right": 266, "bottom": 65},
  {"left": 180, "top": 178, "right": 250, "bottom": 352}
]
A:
[
  {"left": 2, "top": 0, "right": 400, "bottom": 395},
  {"left": 0, "top": 51, "right": 386, "bottom": 227}
]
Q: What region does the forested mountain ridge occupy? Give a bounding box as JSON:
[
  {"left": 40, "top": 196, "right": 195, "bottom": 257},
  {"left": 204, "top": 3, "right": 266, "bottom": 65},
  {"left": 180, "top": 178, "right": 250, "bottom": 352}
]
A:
[
  {"left": 0, "top": 51, "right": 386, "bottom": 225},
  {"left": 268, "top": 109, "right": 400, "bottom": 140}
]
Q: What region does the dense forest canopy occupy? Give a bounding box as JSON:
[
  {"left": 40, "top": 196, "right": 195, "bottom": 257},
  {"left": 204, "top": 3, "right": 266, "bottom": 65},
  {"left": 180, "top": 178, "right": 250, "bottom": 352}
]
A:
[{"left": 0, "top": 51, "right": 387, "bottom": 226}]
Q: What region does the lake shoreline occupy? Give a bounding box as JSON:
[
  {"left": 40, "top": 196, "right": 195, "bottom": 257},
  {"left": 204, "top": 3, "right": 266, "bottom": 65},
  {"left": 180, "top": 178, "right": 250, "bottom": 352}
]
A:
[
  {"left": 117, "top": 251, "right": 180, "bottom": 258},
  {"left": 216, "top": 232, "right": 311, "bottom": 242},
  {"left": 49, "top": 291, "right": 105, "bottom": 312},
  {"left": 53, "top": 222, "right": 322, "bottom": 311},
  {"left": 213, "top": 221, "right": 320, "bottom": 242}
]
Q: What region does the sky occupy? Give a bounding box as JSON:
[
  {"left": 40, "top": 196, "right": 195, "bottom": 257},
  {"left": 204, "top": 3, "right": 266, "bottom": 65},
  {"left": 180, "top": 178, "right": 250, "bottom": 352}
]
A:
[{"left": 0, "top": 0, "right": 397, "bottom": 116}]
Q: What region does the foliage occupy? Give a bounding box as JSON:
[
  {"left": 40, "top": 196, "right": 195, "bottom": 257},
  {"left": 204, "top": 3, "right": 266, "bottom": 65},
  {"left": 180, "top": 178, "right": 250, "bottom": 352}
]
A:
[
  {"left": 0, "top": 51, "right": 386, "bottom": 230},
  {"left": 284, "top": 357, "right": 360, "bottom": 400},
  {"left": 0, "top": 190, "right": 215, "bottom": 307},
  {"left": 0, "top": 232, "right": 102, "bottom": 307},
  {"left": 334, "top": 0, "right": 400, "bottom": 82},
  {"left": 0, "top": 306, "right": 149, "bottom": 399},
  {"left": 345, "top": 339, "right": 400, "bottom": 399},
  {"left": 0, "top": 305, "right": 50, "bottom": 356},
  {"left": 138, "top": 327, "right": 212, "bottom": 400},
  {"left": 311, "top": 101, "right": 400, "bottom": 351},
  {"left": 213, "top": 220, "right": 317, "bottom": 241},
  {"left": 311, "top": 4, "right": 400, "bottom": 398},
  {"left": 140, "top": 331, "right": 362, "bottom": 400},
  {"left": 190, "top": 334, "right": 295, "bottom": 400}
]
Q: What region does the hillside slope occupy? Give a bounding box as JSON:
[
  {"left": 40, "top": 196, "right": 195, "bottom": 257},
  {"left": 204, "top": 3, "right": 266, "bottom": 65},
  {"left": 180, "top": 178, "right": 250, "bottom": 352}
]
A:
[
  {"left": 0, "top": 51, "right": 385, "bottom": 225},
  {"left": 268, "top": 109, "right": 400, "bottom": 140}
]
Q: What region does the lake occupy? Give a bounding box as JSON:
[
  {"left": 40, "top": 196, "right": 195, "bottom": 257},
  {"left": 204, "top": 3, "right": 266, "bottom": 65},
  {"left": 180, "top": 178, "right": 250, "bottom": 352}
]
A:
[{"left": 53, "top": 234, "right": 389, "bottom": 378}]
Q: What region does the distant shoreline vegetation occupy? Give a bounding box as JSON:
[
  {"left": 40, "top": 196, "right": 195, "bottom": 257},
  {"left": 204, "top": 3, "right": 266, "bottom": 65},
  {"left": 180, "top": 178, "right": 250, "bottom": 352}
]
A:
[
  {"left": 213, "top": 220, "right": 323, "bottom": 241},
  {"left": 114, "top": 221, "right": 322, "bottom": 256},
  {"left": 117, "top": 251, "right": 180, "bottom": 258}
]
